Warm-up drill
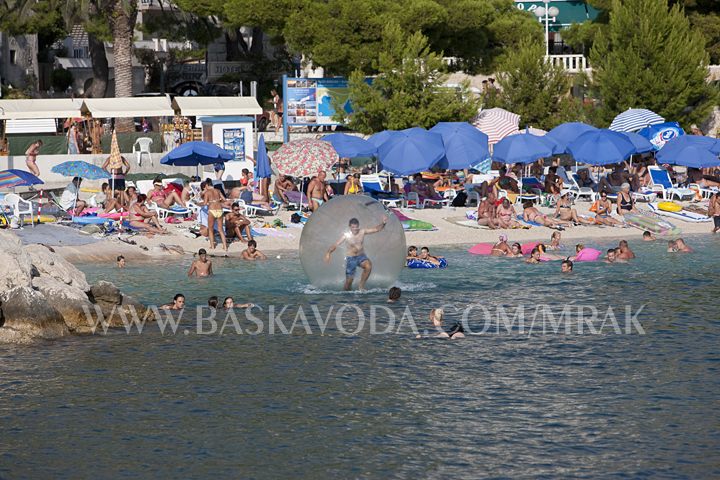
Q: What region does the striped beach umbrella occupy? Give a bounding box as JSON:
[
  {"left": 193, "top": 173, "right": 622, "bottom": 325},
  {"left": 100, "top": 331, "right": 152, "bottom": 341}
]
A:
[
  {"left": 472, "top": 108, "right": 520, "bottom": 145},
  {"left": 609, "top": 108, "right": 665, "bottom": 132},
  {"left": 0, "top": 169, "right": 44, "bottom": 189}
]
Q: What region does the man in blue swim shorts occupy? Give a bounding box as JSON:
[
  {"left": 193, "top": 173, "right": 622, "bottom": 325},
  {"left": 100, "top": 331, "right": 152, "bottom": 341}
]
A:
[{"left": 325, "top": 216, "right": 388, "bottom": 291}]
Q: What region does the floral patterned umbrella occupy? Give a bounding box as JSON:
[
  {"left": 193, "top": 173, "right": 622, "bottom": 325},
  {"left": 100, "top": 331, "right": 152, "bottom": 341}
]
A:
[
  {"left": 51, "top": 161, "right": 110, "bottom": 180},
  {"left": 271, "top": 139, "right": 339, "bottom": 177}
]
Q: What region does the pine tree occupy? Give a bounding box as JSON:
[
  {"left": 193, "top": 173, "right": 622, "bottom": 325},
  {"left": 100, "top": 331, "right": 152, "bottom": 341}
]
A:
[
  {"left": 490, "top": 38, "right": 583, "bottom": 130},
  {"left": 333, "top": 24, "right": 479, "bottom": 134},
  {"left": 590, "top": 0, "right": 718, "bottom": 126}
]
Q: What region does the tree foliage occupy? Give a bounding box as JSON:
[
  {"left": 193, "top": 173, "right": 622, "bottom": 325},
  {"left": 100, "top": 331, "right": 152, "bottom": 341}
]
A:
[
  {"left": 333, "top": 24, "right": 479, "bottom": 134},
  {"left": 589, "top": 0, "right": 718, "bottom": 126},
  {"left": 219, "top": 0, "right": 541, "bottom": 75},
  {"left": 489, "top": 38, "right": 582, "bottom": 130}
]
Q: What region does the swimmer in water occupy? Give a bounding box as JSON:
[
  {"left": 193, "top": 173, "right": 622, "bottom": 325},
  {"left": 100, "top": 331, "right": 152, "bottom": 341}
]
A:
[
  {"left": 642, "top": 231, "right": 656, "bottom": 241},
  {"left": 387, "top": 287, "right": 402, "bottom": 303},
  {"left": 406, "top": 245, "right": 418, "bottom": 261},
  {"left": 561, "top": 259, "right": 573, "bottom": 273},
  {"left": 161, "top": 293, "right": 185, "bottom": 310},
  {"left": 526, "top": 247, "right": 542, "bottom": 264},
  {"left": 416, "top": 308, "right": 464, "bottom": 339},
  {"left": 509, "top": 242, "right": 524, "bottom": 258},
  {"left": 605, "top": 248, "right": 617, "bottom": 263},
  {"left": 325, "top": 216, "right": 388, "bottom": 291},
  {"left": 668, "top": 238, "right": 693, "bottom": 253},
  {"left": 491, "top": 235, "right": 513, "bottom": 256},
  {"left": 188, "top": 248, "right": 213, "bottom": 277},
  {"left": 616, "top": 240, "right": 635, "bottom": 260},
  {"left": 419, "top": 246, "right": 443, "bottom": 265},
  {"left": 116, "top": 255, "right": 125, "bottom": 268}
]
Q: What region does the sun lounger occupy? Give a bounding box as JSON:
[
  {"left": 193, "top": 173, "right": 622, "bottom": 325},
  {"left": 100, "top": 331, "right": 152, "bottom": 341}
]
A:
[
  {"left": 648, "top": 202, "right": 711, "bottom": 222},
  {"left": 648, "top": 166, "right": 695, "bottom": 201},
  {"left": 151, "top": 202, "right": 191, "bottom": 220}
]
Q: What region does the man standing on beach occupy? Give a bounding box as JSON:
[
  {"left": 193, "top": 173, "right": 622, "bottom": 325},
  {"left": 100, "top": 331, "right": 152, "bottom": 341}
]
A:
[
  {"left": 188, "top": 248, "right": 213, "bottom": 277},
  {"left": 324, "top": 216, "right": 387, "bottom": 291},
  {"left": 308, "top": 172, "right": 329, "bottom": 211}
]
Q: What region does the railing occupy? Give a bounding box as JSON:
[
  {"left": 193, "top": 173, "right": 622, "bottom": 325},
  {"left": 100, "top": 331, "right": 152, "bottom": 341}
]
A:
[{"left": 547, "top": 54, "right": 590, "bottom": 73}]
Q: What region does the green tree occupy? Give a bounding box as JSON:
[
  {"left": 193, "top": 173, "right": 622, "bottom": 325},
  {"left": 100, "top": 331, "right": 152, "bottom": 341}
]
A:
[
  {"left": 489, "top": 38, "right": 582, "bottom": 130},
  {"left": 333, "top": 24, "right": 479, "bottom": 134},
  {"left": 590, "top": 0, "right": 717, "bottom": 126},
  {"left": 220, "top": 0, "right": 541, "bottom": 75}
]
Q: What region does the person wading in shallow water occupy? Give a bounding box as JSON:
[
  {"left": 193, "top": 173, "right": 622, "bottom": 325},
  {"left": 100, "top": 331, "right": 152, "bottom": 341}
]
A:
[{"left": 324, "top": 216, "right": 387, "bottom": 291}]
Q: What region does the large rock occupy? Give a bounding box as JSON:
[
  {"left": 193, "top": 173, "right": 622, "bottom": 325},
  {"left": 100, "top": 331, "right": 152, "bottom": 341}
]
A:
[
  {"left": 89, "top": 281, "right": 123, "bottom": 306},
  {"left": 0, "top": 287, "right": 69, "bottom": 343},
  {"left": 23, "top": 244, "right": 90, "bottom": 291},
  {"left": 0, "top": 231, "right": 33, "bottom": 290},
  {"left": 32, "top": 276, "right": 98, "bottom": 333}
]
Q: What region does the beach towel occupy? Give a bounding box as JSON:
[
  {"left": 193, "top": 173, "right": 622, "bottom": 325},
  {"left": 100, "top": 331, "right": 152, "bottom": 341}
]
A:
[
  {"left": 517, "top": 214, "right": 543, "bottom": 227},
  {"left": 252, "top": 227, "right": 294, "bottom": 238},
  {"left": 390, "top": 208, "right": 437, "bottom": 231}
]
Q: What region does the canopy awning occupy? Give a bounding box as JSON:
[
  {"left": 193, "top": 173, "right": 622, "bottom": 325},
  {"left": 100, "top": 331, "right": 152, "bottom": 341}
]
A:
[
  {"left": 0, "top": 99, "right": 83, "bottom": 120},
  {"left": 82, "top": 97, "right": 174, "bottom": 117},
  {"left": 172, "top": 96, "right": 263, "bottom": 117}
]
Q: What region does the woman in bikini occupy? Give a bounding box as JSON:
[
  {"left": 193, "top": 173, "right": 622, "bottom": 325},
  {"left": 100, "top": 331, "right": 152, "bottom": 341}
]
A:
[
  {"left": 592, "top": 192, "right": 621, "bottom": 226},
  {"left": 522, "top": 200, "right": 569, "bottom": 230},
  {"left": 495, "top": 198, "right": 521, "bottom": 229},
  {"left": 128, "top": 194, "right": 167, "bottom": 234},
  {"left": 200, "top": 178, "right": 228, "bottom": 251},
  {"left": 24, "top": 140, "right": 43, "bottom": 176},
  {"left": 344, "top": 173, "right": 363, "bottom": 195},
  {"left": 616, "top": 183, "right": 637, "bottom": 216},
  {"left": 148, "top": 181, "right": 186, "bottom": 209},
  {"left": 491, "top": 235, "right": 513, "bottom": 256},
  {"left": 555, "top": 192, "right": 593, "bottom": 225}
]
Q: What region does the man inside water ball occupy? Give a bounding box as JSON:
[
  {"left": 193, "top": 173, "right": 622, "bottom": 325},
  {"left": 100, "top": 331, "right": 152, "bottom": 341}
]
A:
[{"left": 324, "top": 216, "right": 388, "bottom": 291}]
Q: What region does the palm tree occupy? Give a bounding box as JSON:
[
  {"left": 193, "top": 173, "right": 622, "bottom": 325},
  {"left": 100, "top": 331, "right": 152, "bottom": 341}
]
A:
[{"left": 108, "top": 0, "right": 137, "bottom": 131}]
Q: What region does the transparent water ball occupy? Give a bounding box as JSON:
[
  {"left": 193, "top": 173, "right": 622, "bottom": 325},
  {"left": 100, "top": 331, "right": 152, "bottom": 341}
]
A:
[{"left": 299, "top": 196, "right": 406, "bottom": 290}]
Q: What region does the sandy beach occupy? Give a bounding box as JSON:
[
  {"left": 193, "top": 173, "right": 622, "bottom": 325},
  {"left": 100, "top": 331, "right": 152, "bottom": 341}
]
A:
[{"left": 38, "top": 199, "right": 713, "bottom": 263}]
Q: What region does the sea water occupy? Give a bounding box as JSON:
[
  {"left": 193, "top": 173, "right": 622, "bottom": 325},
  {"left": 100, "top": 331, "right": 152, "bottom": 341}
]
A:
[{"left": 1, "top": 235, "right": 719, "bottom": 478}]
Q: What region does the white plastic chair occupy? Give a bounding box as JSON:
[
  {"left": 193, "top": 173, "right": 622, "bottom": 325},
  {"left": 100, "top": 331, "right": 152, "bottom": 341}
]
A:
[
  {"left": 133, "top": 137, "right": 153, "bottom": 166},
  {"left": 403, "top": 191, "right": 421, "bottom": 209},
  {"left": 3, "top": 193, "right": 34, "bottom": 227},
  {"left": 466, "top": 191, "right": 480, "bottom": 206},
  {"left": 648, "top": 166, "right": 695, "bottom": 200}
]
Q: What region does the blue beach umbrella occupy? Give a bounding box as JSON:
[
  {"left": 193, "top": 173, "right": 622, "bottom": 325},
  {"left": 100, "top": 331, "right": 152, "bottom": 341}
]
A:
[
  {"left": 367, "top": 130, "right": 401, "bottom": 149},
  {"left": 0, "top": 169, "right": 44, "bottom": 189},
  {"left": 430, "top": 122, "right": 490, "bottom": 170},
  {"left": 493, "top": 132, "right": 555, "bottom": 164},
  {"left": 160, "top": 141, "right": 234, "bottom": 166},
  {"left": 621, "top": 131, "right": 654, "bottom": 154},
  {"left": 256, "top": 134, "right": 272, "bottom": 179},
  {"left": 323, "top": 133, "right": 377, "bottom": 158},
  {"left": 546, "top": 122, "right": 598, "bottom": 153},
  {"left": 637, "top": 122, "right": 684, "bottom": 150},
  {"left": 657, "top": 144, "right": 720, "bottom": 168},
  {"left": 51, "top": 161, "right": 110, "bottom": 180},
  {"left": 378, "top": 128, "right": 445, "bottom": 175},
  {"left": 567, "top": 129, "right": 636, "bottom": 165},
  {"left": 656, "top": 135, "right": 720, "bottom": 168}
]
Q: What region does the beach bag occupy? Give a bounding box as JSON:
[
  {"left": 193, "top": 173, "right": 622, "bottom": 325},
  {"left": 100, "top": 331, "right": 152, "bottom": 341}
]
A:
[
  {"left": 589, "top": 200, "right": 600, "bottom": 213},
  {"left": 451, "top": 191, "right": 467, "bottom": 207},
  {"left": 290, "top": 213, "right": 302, "bottom": 224}
]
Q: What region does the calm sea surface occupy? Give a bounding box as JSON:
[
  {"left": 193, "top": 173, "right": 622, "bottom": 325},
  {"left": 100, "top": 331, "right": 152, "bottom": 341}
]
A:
[{"left": 1, "top": 235, "right": 719, "bottom": 479}]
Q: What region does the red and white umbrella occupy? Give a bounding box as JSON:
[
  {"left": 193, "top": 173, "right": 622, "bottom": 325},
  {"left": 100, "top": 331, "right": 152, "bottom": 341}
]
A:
[
  {"left": 272, "top": 139, "right": 339, "bottom": 178},
  {"left": 473, "top": 108, "right": 521, "bottom": 146}
]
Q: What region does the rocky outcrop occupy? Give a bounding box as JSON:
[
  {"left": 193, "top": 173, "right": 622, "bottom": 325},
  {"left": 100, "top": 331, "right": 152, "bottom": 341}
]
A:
[
  {"left": 0, "top": 287, "right": 69, "bottom": 343},
  {"left": 0, "top": 230, "right": 154, "bottom": 342},
  {"left": 0, "top": 231, "right": 32, "bottom": 291}
]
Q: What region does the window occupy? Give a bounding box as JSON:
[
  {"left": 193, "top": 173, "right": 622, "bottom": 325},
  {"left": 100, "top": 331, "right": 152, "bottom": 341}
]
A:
[{"left": 9, "top": 50, "right": 16, "bottom": 64}]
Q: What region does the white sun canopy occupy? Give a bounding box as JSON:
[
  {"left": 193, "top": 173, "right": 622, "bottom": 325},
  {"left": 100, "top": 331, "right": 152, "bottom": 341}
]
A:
[
  {"left": 172, "top": 96, "right": 262, "bottom": 117},
  {"left": 0, "top": 99, "right": 83, "bottom": 120},
  {"left": 82, "top": 97, "right": 174, "bottom": 118}
]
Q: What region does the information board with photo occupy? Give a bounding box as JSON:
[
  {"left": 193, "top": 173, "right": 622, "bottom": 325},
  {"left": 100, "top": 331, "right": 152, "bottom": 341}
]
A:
[{"left": 223, "top": 128, "right": 245, "bottom": 160}]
